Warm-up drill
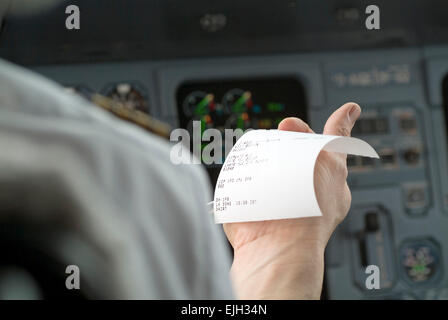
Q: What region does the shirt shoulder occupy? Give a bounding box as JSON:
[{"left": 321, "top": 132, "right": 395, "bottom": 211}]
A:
[{"left": 0, "top": 58, "right": 234, "bottom": 299}]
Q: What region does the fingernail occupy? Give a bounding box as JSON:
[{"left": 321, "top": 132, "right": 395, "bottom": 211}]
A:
[{"left": 348, "top": 104, "right": 361, "bottom": 124}]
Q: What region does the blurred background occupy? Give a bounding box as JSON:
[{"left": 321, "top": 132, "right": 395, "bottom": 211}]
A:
[{"left": 1, "top": 0, "right": 448, "bottom": 299}]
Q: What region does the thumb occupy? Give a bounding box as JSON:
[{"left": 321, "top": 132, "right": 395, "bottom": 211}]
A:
[{"left": 323, "top": 102, "right": 361, "bottom": 136}]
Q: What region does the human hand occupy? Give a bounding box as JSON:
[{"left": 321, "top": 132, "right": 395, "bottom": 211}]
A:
[{"left": 224, "top": 102, "right": 361, "bottom": 299}]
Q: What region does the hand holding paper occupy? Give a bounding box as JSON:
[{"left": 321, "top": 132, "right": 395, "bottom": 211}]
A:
[{"left": 223, "top": 102, "right": 373, "bottom": 300}]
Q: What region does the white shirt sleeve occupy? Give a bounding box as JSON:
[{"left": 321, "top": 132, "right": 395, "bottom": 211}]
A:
[{"left": 0, "top": 58, "right": 234, "bottom": 299}]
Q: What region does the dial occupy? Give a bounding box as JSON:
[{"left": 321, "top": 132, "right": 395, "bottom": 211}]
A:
[
  {"left": 183, "top": 91, "right": 229, "bottom": 132},
  {"left": 222, "top": 88, "right": 253, "bottom": 113},
  {"left": 183, "top": 91, "right": 216, "bottom": 116},
  {"left": 400, "top": 239, "right": 441, "bottom": 284},
  {"left": 103, "top": 82, "right": 148, "bottom": 113}
]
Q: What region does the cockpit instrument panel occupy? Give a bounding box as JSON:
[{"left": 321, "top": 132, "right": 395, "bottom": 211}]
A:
[
  {"left": 177, "top": 77, "right": 307, "bottom": 133},
  {"left": 176, "top": 77, "right": 307, "bottom": 184}
]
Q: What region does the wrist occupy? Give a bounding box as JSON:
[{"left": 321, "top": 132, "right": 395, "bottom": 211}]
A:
[{"left": 230, "top": 229, "right": 326, "bottom": 299}]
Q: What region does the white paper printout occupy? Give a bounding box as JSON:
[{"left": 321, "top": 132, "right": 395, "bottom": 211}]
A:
[{"left": 213, "top": 129, "right": 379, "bottom": 223}]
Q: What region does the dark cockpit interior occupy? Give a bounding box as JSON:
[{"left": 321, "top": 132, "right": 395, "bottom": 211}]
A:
[{"left": 1, "top": 0, "right": 448, "bottom": 300}]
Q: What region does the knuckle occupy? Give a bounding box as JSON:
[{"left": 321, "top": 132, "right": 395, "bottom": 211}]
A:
[{"left": 337, "top": 126, "right": 350, "bottom": 137}]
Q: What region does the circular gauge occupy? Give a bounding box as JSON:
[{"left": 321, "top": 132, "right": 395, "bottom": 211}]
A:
[
  {"left": 222, "top": 88, "right": 253, "bottom": 113},
  {"left": 400, "top": 239, "right": 441, "bottom": 284},
  {"left": 183, "top": 91, "right": 217, "bottom": 117},
  {"left": 103, "top": 82, "right": 148, "bottom": 113},
  {"left": 184, "top": 91, "right": 230, "bottom": 133}
]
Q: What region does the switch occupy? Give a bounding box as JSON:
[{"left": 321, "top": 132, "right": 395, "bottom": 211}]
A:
[
  {"left": 403, "top": 183, "right": 428, "bottom": 216},
  {"left": 349, "top": 206, "right": 395, "bottom": 291},
  {"left": 403, "top": 148, "right": 421, "bottom": 166},
  {"left": 365, "top": 212, "right": 379, "bottom": 232}
]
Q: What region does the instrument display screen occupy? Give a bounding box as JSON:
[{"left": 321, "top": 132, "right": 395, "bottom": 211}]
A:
[
  {"left": 176, "top": 77, "right": 307, "bottom": 133},
  {"left": 176, "top": 77, "right": 307, "bottom": 185}
]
